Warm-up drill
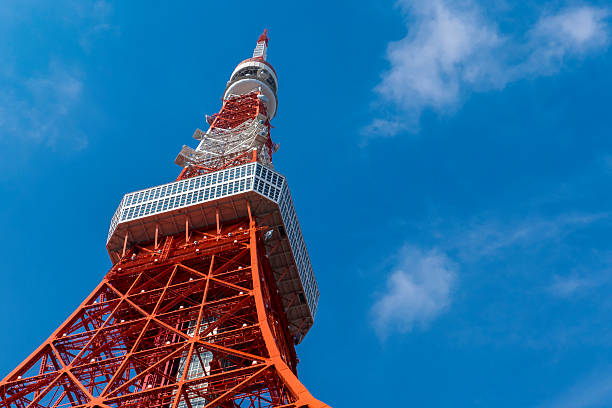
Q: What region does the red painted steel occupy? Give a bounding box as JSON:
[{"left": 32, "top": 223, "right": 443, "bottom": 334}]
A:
[
  {"left": 177, "top": 92, "right": 273, "bottom": 181},
  {"left": 0, "top": 215, "right": 328, "bottom": 407}
]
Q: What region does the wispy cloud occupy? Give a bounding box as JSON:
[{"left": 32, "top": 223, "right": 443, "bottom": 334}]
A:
[
  {"left": 537, "top": 368, "right": 612, "bottom": 408},
  {"left": 445, "top": 213, "right": 608, "bottom": 262},
  {"left": 371, "top": 245, "right": 457, "bottom": 337},
  {"left": 372, "top": 212, "right": 609, "bottom": 340},
  {"left": 78, "top": 0, "right": 119, "bottom": 51},
  {"left": 0, "top": 0, "right": 117, "bottom": 151},
  {"left": 372, "top": 0, "right": 503, "bottom": 125},
  {"left": 548, "top": 274, "right": 600, "bottom": 298},
  {"left": 366, "top": 1, "right": 610, "bottom": 138},
  {"left": 429, "top": 211, "right": 612, "bottom": 348},
  {"left": 0, "top": 63, "right": 86, "bottom": 149},
  {"left": 527, "top": 6, "right": 610, "bottom": 73}
]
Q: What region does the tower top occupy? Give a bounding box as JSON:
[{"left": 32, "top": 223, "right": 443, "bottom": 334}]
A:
[
  {"left": 253, "top": 28, "right": 269, "bottom": 60},
  {"left": 258, "top": 28, "right": 269, "bottom": 45},
  {"left": 223, "top": 29, "right": 278, "bottom": 117}
]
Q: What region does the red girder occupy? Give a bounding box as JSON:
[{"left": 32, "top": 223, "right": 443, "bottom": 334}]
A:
[
  {"left": 0, "top": 216, "right": 328, "bottom": 408},
  {"left": 177, "top": 92, "right": 275, "bottom": 181}
]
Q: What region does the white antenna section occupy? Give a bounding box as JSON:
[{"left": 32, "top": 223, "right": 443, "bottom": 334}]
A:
[
  {"left": 253, "top": 42, "right": 267, "bottom": 59},
  {"left": 253, "top": 29, "right": 269, "bottom": 60},
  {"left": 175, "top": 114, "right": 272, "bottom": 170}
]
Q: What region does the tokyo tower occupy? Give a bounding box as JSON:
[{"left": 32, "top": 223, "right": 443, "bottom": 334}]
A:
[{"left": 0, "top": 30, "right": 330, "bottom": 408}]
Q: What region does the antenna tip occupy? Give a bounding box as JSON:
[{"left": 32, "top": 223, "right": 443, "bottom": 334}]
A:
[{"left": 258, "top": 29, "right": 269, "bottom": 45}]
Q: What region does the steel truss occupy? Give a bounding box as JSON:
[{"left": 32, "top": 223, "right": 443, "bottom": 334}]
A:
[
  {"left": 177, "top": 92, "right": 276, "bottom": 181},
  {"left": 0, "top": 204, "right": 328, "bottom": 408}
]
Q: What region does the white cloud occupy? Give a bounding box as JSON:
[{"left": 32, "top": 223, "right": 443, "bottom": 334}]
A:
[
  {"left": 375, "top": 1, "right": 503, "bottom": 114},
  {"left": 0, "top": 0, "right": 116, "bottom": 151},
  {"left": 371, "top": 245, "right": 456, "bottom": 336},
  {"left": 368, "top": 1, "right": 610, "bottom": 137},
  {"left": 537, "top": 369, "right": 612, "bottom": 408},
  {"left": 443, "top": 213, "right": 607, "bottom": 261},
  {"left": 78, "top": 0, "right": 119, "bottom": 51},
  {"left": 523, "top": 6, "right": 610, "bottom": 75},
  {"left": 0, "top": 63, "right": 86, "bottom": 148},
  {"left": 361, "top": 118, "right": 416, "bottom": 140},
  {"left": 422, "top": 211, "right": 612, "bottom": 348},
  {"left": 371, "top": 213, "right": 606, "bottom": 339},
  {"left": 534, "top": 7, "right": 610, "bottom": 51},
  {"left": 548, "top": 275, "right": 599, "bottom": 298}
]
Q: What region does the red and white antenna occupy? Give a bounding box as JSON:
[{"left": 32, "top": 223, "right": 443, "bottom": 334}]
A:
[
  {"left": 175, "top": 30, "right": 280, "bottom": 176},
  {"left": 253, "top": 28, "right": 269, "bottom": 60}
]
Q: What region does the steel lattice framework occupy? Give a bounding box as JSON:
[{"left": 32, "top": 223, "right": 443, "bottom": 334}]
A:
[
  {"left": 175, "top": 92, "right": 275, "bottom": 180},
  {"left": 0, "top": 208, "right": 326, "bottom": 408}
]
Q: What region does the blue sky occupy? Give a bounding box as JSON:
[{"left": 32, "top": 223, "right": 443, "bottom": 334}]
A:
[{"left": 1, "top": 0, "right": 612, "bottom": 407}]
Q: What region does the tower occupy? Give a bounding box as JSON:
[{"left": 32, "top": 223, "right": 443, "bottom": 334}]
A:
[{"left": 0, "top": 31, "right": 329, "bottom": 408}]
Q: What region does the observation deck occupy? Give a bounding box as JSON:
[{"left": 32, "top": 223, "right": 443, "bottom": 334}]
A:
[{"left": 106, "top": 162, "right": 319, "bottom": 342}]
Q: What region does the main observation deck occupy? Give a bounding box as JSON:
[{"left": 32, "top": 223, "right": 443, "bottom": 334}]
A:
[{"left": 106, "top": 162, "right": 319, "bottom": 342}]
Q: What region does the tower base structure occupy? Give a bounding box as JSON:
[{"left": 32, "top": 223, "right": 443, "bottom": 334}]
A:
[{"left": 0, "top": 203, "right": 328, "bottom": 408}]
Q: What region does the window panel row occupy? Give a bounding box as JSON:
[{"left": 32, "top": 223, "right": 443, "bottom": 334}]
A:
[
  {"left": 123, "top": 163, "right": 256, "bottom": 207},
  {"left": 255, "top": 163, "right": 284, "bottom": 188},
  {"left": 120, "top": 177, "right": 253, "bottom": 222},
  {"left": 277, "top": 184, "right": 320, "bottom": 317}
]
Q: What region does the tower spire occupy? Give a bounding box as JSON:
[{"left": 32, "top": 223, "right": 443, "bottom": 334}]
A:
[
  {"left": 253, "top": 28, "right": 268, "bottom": 60},
  {"left": 175, "top": 29, "right": 280, "bottom": 179}
]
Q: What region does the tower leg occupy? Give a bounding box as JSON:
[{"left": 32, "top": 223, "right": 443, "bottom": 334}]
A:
[{"left": 248, "top": 214, "right": 329, "bottom": 408}]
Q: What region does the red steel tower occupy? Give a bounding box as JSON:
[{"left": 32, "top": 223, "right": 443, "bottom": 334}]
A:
[{"left": 0, "top": 31, "right": 329, "bottom": 408}]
